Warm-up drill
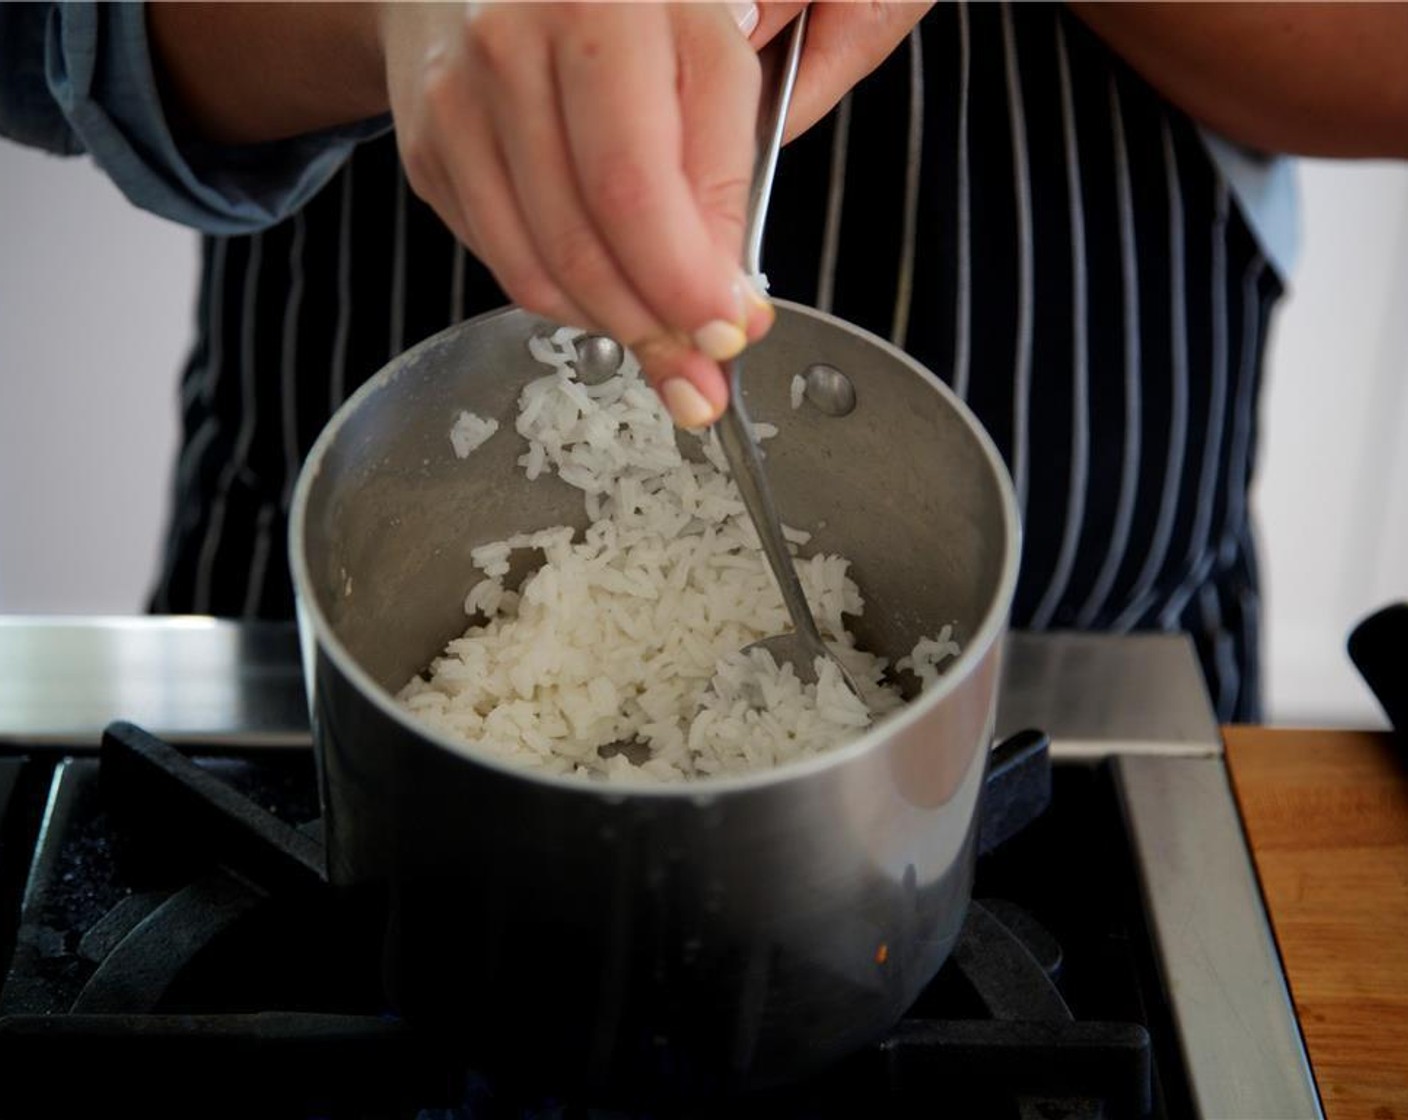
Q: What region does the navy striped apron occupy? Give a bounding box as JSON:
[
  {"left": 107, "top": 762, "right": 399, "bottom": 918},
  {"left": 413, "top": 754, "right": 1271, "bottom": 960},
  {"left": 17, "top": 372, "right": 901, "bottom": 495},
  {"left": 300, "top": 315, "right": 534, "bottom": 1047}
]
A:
[{"left": 149, "top": 3, "right": 1282, "bottom": 722}]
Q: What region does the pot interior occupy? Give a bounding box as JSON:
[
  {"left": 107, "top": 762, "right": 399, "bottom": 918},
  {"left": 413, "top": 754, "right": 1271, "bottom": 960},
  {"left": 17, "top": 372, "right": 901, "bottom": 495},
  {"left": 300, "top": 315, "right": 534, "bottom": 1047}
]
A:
[{"left": 295, "top": 304, "right": 1017, "bottom": 705}]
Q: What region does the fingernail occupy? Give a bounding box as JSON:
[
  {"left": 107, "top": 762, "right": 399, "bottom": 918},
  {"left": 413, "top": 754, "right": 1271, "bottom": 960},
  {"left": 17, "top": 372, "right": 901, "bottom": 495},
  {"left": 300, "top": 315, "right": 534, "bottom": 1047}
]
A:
[
  {"left": 739, "top": 273, "right": 774, "bottom": 329},
  {"left": 692, "top": 319, "right": 748, "bottom": 361},
  {"left": 736, "top": 271, "right": 771, "bottom": 312},
  {"left": 729, "top": 2, "right": 760, "bottom": 37},
  {"left": 661, "top": 378, "right": 719, "bottom": 428}
]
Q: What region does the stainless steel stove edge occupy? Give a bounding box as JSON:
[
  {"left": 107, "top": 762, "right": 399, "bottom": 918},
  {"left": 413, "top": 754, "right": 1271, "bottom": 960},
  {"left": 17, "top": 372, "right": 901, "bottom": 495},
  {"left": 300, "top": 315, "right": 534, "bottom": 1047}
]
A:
[
  {"left": 0, "top": 618, "right": 1223, "bottom": 754},
  {"left": 1115, "top": 754, "right": 1323, "bottom": 1119},
  {"left": 0, "top": 616, "right": 308, "bottom": 744},
  {"left": 998, "top": 630, "right": 1224, "bottom": 759}
]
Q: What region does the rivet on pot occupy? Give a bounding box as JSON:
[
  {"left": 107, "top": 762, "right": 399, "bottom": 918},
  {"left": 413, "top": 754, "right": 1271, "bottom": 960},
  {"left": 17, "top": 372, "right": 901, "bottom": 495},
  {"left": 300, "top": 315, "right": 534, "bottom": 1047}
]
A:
[
  {"left": 573, "top": 334, "right": 625, "bottom": 385},
  {"left": 802, "top": 364, "right": 857, "bottom": 416}
]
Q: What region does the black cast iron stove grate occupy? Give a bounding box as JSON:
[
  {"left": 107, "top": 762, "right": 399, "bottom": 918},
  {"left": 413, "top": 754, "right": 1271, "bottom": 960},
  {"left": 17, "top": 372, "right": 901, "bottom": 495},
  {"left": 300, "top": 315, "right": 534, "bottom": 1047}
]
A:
[{"left": 0, "top": 723, "right": 1156, "bottom": 1119}]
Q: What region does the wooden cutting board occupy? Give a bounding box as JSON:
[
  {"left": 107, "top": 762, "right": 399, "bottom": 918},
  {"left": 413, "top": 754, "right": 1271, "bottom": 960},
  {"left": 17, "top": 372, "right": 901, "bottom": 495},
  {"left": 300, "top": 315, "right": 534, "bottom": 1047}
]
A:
[{"left": 1223, "top": 728, "right": 1408, "bottom": 1120}]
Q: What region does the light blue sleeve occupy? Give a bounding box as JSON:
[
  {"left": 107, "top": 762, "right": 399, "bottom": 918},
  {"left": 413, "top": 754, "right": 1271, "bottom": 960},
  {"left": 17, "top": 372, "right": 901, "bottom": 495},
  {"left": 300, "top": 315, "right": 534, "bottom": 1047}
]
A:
[
  {"left": 0, "top": 2, "right": 392, "bottom": 235},
  {"left": 1198, "top": 129, "right": 1301, "bottom": 281}
]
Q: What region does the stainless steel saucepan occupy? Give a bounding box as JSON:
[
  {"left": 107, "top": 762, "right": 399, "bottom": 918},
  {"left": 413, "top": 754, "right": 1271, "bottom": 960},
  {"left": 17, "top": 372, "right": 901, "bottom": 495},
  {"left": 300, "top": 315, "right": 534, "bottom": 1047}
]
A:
[{"left": 289, "top": 301, "right": 1021, "bottom": 1100}]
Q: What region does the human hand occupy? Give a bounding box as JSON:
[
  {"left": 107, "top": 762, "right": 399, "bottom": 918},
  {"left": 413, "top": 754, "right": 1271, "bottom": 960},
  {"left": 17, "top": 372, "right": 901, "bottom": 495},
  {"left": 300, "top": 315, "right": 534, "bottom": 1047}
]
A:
[{"left": 381, "top": 3, "right": 774, "bottom": 427}]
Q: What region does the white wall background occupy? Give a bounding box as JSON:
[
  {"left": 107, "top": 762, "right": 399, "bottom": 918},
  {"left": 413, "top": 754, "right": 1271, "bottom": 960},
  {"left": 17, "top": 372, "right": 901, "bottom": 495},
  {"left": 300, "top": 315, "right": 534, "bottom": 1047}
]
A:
[
  {"left": 1259, "top": 161, "right": 1408, "bottom": 728},
  {"left": 1, "top": 140, "right": 1404, "bottom": 728},
  {"left": 0, "top": 142, "right": 194, "bottom": 613}
]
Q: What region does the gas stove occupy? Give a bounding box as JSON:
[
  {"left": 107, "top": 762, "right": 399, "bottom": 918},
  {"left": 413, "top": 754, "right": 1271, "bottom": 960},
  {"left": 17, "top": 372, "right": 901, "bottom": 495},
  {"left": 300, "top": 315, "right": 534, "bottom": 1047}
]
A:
[{"left": 0, "top": 621, "right": 1322, "bottom": 1118}]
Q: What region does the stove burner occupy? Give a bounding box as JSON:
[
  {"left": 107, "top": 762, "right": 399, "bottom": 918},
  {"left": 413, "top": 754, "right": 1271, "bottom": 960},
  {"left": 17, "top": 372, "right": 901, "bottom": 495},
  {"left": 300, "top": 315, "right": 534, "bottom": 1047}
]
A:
[
  {"left": 0, "top": 723, "right": 1157, "bottom": 1118},
  {"left": 73, "top": 871, "right": 263, "bottom": 1013}
]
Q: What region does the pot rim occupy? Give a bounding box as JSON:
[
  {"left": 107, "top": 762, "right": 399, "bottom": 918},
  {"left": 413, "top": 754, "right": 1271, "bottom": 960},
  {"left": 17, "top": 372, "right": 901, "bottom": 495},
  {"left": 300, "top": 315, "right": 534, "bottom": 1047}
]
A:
[{"left": 288, "top": 300, "right": 1022, "bottom": 800}]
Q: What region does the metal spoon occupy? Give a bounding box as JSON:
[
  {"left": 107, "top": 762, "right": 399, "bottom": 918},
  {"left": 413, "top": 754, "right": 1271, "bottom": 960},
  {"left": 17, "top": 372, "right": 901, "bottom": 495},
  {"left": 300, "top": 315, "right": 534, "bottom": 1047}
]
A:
[{"left": 713, "top": 11, "right": 861, "bottom": 697}]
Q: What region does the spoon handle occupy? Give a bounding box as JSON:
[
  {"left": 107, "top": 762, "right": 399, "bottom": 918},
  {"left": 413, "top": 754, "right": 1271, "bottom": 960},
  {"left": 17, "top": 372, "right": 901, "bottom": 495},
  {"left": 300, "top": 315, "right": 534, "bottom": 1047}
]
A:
[
  {"left": 717, "top": 11, "right": 825, "bottom": 651},
  {"left": 716, "top": 366, "right": 827, "bottom": 650},
  {"left": 744, "top": 9, "right": 808, "bottom": 277}
]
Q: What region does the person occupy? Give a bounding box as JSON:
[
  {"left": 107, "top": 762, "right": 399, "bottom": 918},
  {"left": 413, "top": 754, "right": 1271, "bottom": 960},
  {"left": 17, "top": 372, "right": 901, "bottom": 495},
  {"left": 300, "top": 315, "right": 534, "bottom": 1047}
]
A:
[{"left": 4, "top": 2, "right": 1407, "bottom": 723}]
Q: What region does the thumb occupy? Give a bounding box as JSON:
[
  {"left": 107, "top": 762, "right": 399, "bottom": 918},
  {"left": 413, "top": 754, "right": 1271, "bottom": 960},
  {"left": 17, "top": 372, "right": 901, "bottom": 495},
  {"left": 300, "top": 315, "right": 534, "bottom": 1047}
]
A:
[{"left": 785, "top": 2, "right": 933, "bottom": 142}]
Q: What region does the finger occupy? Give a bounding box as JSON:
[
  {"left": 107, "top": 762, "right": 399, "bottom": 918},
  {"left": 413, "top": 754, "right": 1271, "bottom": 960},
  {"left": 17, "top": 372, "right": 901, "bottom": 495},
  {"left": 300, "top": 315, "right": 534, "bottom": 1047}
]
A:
[
  {"left": 470, "top": 8, "right": 674, "bottom": 352},
  {"left": 418, "top": 52, "right": 597, "bottom": 328},
  {"left": 785, "top": 2, "right": 933, "bottom": 141},
  {"left": 433, "top": 100, "right": 723, "bottom": 422},
  {"left": 674, "top": 4, "right": 774, "bottom": 342},
  {"left": 466, "top": 7, "right": 726, "bottom": 421},
  {"left": 399, "top": 135, "right": 475, "bottom": 250},
  {"left": 404, "top": 136, "right": 592, "bottom": 323},
  {"left": 450, "top": 141, "right": 600, "bottom": 331},
  {"left": 442, "top": 134, "right": 720, "bottom": 421},
  {"left": 634, "top": 336, "right": 732, "bottom": 429},
  {"left": 554, "top": 5, "right": 755, "bottom": 361}
]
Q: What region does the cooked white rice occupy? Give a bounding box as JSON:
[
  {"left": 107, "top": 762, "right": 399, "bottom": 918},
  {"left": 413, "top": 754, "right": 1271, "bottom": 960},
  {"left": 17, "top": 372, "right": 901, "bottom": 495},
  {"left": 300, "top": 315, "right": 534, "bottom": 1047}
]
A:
[
  {"left": 790, "top": 372, "right": 806, "bottom": 411},
  {"left": 449, "top": 410, "right": 499, "bottom": 458},
  {"left": 398, "top": 326, "right": 959, "bottom": 783}
]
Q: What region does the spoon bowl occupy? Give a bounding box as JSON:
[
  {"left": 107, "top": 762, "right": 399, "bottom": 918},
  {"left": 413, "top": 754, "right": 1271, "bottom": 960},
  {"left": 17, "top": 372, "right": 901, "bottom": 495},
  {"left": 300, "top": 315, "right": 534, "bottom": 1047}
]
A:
[{"left": 742, "top": 631, "right": 861, "bottom": 693}]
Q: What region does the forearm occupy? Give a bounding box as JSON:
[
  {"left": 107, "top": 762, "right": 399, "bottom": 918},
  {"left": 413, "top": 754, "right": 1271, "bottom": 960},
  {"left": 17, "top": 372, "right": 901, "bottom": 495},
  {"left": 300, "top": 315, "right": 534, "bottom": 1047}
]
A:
[
  {"left": 146, "top": 1, "right": 390, "bottom": 144},
  {"left": 1070, "top": 2, "right": 1408, "bottom": 158}
]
